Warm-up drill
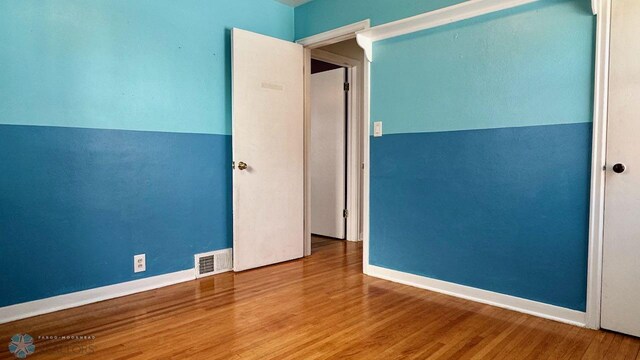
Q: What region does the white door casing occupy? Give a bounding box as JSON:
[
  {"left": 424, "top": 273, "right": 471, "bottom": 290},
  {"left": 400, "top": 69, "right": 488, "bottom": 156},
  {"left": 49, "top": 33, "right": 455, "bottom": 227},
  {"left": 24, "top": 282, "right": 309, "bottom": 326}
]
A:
[
  {"left": 601, "top": 0, "right": 640, "bottom": 337},
  {"left": 231, "top": 28, "right": 304, "bottom": 271},
  {"left": 310, "top": 68, "right": 347, "bottom": 239}
]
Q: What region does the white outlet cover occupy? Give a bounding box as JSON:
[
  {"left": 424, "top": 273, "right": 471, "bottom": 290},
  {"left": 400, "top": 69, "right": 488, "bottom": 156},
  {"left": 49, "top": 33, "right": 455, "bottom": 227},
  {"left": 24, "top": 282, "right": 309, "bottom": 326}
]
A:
[{"left": 134, "top": 254, "right": 146, "bottom": 273}]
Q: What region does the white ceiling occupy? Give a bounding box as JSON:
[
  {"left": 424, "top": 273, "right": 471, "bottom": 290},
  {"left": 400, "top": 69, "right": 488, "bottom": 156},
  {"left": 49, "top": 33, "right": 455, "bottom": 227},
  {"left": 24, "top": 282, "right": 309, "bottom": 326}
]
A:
[{"left": 275, "top": 0, "right": 313, "bottom": 7}]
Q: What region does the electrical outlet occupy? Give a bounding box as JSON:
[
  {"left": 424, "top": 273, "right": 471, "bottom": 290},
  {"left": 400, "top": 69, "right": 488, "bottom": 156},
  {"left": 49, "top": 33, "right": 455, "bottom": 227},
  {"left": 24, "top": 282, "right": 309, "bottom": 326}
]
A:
[{"left": 134, "top": 254, "right": 146, "bottom": 273}]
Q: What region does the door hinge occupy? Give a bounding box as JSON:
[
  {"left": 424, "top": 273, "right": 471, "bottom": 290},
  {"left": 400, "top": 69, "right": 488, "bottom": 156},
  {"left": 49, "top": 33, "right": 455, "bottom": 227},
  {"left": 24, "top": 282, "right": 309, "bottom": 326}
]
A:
[
  {"left": 344, "top": 82, "right": 350, "bottom": 92},
  {"left": 232, "top": 161, "right": 235, "bottom": 169},
  {"left": 343, "top": 209, "right": 349, "bottom": 218}
]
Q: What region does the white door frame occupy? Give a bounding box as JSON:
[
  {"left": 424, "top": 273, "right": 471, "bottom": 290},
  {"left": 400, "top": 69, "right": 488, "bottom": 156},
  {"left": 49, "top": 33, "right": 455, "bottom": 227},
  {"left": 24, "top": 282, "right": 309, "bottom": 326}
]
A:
[
  {"left": 298, "top": 21, "right": 371, "bottom": 270},
  {"left": 310, "top": 48, "right": 360, "bottom": 243},
  {"left": 585, "top": 0, "right": 611, "bottom": 330}
]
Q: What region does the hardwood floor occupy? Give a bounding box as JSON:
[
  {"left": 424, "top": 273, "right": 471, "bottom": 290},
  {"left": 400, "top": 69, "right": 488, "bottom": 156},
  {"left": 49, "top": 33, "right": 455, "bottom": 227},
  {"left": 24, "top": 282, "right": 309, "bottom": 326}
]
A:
[{"left": 1, "top": 237, "right": 639, "bottom": 359}]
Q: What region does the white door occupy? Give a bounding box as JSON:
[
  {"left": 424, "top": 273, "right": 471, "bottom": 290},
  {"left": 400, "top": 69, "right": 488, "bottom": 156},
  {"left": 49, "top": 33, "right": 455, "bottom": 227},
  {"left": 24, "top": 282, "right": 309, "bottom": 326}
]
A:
[
  {"left": 601, "top": 0, "right": 640, "bottom": 337},
  {"left": 310, "top": 68, "right": 347, "bottom": 239},
  {"left": 231, "top": 28, "right": 304, "bottom": 271}
]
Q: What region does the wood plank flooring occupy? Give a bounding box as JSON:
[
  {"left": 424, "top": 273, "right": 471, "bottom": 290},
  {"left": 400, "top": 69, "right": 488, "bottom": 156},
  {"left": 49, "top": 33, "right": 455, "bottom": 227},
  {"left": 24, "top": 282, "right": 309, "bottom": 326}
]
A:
[{"left": 1, "top": 237, "right": 639, "bottom": 359}]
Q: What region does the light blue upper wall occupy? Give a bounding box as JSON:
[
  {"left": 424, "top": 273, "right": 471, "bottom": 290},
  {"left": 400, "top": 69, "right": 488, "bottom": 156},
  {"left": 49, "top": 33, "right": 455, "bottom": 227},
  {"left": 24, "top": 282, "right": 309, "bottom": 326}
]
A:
[
  {"left": 372, "top": 0, "right": 595, "bottom": 134},
  {"left": 295, "top": 0, "right": 595, "bottom": 133},
  {"left": 0, "top": 0, "right": 293, "bottom": 135},
  {"left": 294, "top": 0, "right": 464, "bottom": 40}
]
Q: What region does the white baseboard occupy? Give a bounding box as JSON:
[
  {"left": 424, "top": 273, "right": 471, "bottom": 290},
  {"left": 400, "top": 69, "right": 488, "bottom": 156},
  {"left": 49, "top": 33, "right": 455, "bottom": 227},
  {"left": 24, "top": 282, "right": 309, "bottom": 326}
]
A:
[
  {"left": 366, "top": 265, "right": 586, "bottom": 327},
  {"left": 0, "top": 269, "right": 195, "bottom": 324}
]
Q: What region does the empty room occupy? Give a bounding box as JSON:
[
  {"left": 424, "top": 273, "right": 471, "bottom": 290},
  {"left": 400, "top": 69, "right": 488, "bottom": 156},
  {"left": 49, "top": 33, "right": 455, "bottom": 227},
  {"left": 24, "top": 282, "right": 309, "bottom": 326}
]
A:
[{"left": 1, "top": 0, "right": 639, "bottom": 358}]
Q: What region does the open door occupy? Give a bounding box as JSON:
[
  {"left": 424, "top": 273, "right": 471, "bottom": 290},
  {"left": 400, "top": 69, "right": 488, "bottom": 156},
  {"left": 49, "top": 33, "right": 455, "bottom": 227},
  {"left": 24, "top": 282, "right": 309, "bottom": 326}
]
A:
[
  {"left": 231, "top": 28, "right": 304, "bottom": 271},
  {"left": 601, "top": 0, "right": 640, "bottom": 337},
  {"left": 310, "top": 68, "right": 347, "bottom": 239}
]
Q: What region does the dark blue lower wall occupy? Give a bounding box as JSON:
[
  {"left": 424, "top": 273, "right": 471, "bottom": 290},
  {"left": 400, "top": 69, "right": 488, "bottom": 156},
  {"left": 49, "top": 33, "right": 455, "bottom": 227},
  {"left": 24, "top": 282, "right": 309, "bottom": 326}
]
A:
[
  {"left": 370, "top": 123, "right": 592, "bottom": 311},
  {"left": 0, "top": 125, "right": 232, "bottom": 307},
  {"left": 1, "top": 122, "right": 591, "bottom": 310}
]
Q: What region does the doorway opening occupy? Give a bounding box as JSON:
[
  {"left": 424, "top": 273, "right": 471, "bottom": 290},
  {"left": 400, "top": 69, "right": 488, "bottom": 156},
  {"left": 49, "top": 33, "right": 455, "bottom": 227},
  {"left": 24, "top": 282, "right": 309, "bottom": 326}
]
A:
[
  {"left": 303, "top": 36, "right": 368, "bottom": 257},
  {"left": 309, "top": 60, "right": 349, "bottom": 241}
]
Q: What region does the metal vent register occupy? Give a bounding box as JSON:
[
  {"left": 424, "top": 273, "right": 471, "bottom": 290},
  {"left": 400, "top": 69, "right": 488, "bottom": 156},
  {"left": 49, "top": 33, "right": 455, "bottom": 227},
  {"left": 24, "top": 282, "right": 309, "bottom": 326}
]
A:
[{"left": 194, "top": 249, "right": 232, "bottom": 278}]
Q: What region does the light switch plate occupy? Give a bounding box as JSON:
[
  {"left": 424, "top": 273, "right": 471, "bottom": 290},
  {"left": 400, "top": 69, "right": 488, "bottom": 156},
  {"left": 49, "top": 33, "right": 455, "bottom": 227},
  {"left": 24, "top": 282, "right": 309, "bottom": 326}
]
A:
[{"left": 373, "top": 121, "right": 383, "bottom": 137}]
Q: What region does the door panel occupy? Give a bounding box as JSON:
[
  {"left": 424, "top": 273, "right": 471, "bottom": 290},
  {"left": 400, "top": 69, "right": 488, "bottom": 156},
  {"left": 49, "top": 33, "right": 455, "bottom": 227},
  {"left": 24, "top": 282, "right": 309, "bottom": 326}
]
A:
[
  {"left": 232, "top": 29, "right": 304, "bottom": 271},
  {"left": 601, "top": 0, "right": 640, "bottom": 337},
  {"left": 310, "top": 68, "right": 347, "bottom": 239}
]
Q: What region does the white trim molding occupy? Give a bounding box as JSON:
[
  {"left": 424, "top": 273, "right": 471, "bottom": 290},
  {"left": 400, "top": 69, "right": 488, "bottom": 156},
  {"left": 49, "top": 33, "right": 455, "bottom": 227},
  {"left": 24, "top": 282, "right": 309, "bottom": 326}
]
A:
[
  {"left": 355, "top": 34, "right": 373, "bottom": 62},
  {"left": 0, "top": 269, "right": 195, "bottom": 324},
  {"left": 367, "top": 265, "right": 587, "bottom": 327},
  {"left": 361, "top": 56, "right": 371, "bottom": 274},
  {"left": 303, "top": 47, "right": 312, "bottom": 256},
  {"left": 297, "top": 20, "right": 371, "bottom": 49},
  {"left": 585, "top": 0, "right": 612, "bottom": 330},
  {"left": 310, "top": 48, "right": 361, "bottom": 68},
  {"left": 357, "top": 0, "right": 540, "bottom": 41},
  {"left": 299, "top": 0, "right": 598, "bottom": 62}
]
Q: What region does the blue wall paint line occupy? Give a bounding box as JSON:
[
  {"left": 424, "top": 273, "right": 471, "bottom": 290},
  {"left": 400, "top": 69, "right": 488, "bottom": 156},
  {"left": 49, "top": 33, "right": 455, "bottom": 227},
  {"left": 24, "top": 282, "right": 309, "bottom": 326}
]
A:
[
  {"left": 370, "top": 123, "right": 592, "bottom": 311},
  {"left": 0, "top": 0, "right": 293, "bottom": 135},
  {"left": 371, "top": 0, "right": 595, "bottom": 134},
  {"left": 294, "top": 0, "right": 465, "bottom": 40},
  {"left": 0, "top": 124, "right": 232, "bottom": 307}
]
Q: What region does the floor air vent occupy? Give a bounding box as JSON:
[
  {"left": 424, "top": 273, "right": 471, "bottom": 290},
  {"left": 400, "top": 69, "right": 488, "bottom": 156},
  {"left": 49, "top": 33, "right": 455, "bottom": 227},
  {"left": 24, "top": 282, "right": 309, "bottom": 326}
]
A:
[{"left": 194, "top": 249, "right": 232, "bottom": 278}]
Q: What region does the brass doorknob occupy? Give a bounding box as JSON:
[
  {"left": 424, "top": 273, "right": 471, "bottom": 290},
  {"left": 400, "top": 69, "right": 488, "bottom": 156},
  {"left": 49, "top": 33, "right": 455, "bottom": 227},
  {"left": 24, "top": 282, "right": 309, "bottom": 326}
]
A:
[{"left": 237, "top": 161, "right": 248, "bottom": 170}]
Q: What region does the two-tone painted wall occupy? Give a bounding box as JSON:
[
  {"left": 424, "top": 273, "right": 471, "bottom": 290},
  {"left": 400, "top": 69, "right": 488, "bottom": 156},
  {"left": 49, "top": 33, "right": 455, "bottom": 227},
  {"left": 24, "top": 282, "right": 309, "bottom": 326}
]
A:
[
  {"left": 0, "top": 0, "right": 293, "bottom": 308},
  {"left": 296, "top": 0, "right": 595, "bottom": 311},
  {"left": 1, "top": 0, "right": 595, "bottom": 313}
]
